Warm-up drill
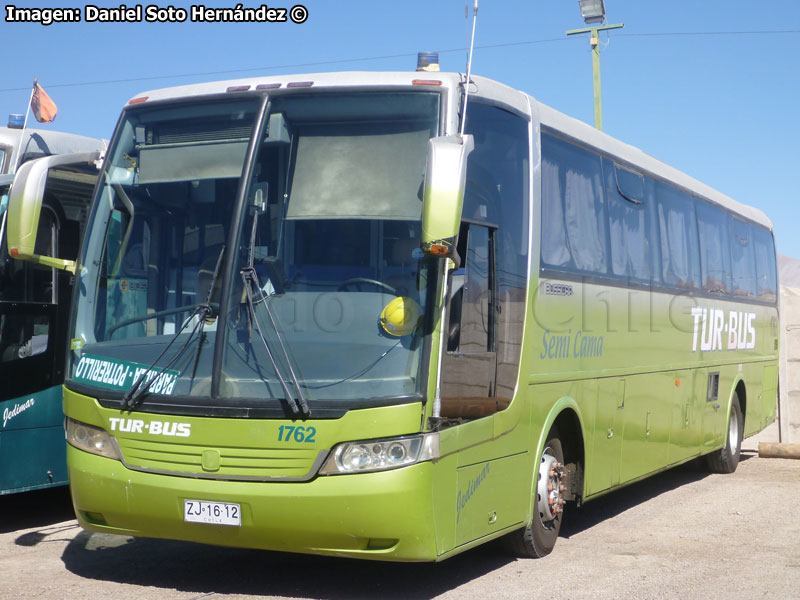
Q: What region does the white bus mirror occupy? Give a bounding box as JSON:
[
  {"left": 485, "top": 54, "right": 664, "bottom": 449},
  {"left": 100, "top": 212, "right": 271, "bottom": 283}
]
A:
[
  {"left": 6, "top": 151, "right": 101, "bottom": 273},
  {"left": 421, "top": 135, "right": 473, "bottom": 257}
]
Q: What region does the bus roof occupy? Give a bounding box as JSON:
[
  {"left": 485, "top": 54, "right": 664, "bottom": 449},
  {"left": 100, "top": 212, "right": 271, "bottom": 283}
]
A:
[
  {"left": 0, "top": 126, "right": 107, "bottom": 175},
  {"left": 128, "top": 71, "right": 771, "bottom": 231},
  {"left": 128, "top": 71, "right": 463, "bottom": 103}
]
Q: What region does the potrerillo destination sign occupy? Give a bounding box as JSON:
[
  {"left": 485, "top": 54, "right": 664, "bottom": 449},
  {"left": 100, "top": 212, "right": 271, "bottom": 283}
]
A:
[{"left": 73, "top": 355, "right": 179, "bottom": 395}]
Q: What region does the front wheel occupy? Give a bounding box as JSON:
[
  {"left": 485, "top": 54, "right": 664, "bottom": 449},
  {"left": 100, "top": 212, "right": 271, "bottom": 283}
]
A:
[
  {"left": 705, "top": 393, "right": 744, "bottom": 474},
  {"left": 506, "top": 429, "right": 566, "bottom": 558}
]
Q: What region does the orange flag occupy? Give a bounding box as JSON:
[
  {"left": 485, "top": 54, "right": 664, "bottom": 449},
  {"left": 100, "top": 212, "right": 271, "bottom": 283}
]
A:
[{"left": 31, "top": 80, "right": 57, "bottom": 123}]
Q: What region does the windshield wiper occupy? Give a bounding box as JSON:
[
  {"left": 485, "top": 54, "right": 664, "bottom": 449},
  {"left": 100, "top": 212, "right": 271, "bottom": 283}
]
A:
[
  {"left": 122, "top": 246, "right": 226, "bottom": 410},
  {"left": 189, "top": 246, "right": 226, "bottom": 382},
  {"left": 239, "top": 202, "right": 309, "bottom": 418},
  {"left": 120, "top": 307, "right": 204, "bottom": 409},
  {"left": 240, "top": 266, "right": 310, "bottom": 418}
]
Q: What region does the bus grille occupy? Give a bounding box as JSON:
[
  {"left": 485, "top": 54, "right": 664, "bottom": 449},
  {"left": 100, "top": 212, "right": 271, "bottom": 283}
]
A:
[{"left": 115, "top": 438, "right": 326, "bottom": 481}]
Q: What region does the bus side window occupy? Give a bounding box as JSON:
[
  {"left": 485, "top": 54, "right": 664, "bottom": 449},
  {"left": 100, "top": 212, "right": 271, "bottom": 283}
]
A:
[
  {"left": 752, "top": 226, "right": 777, "bottom": 302},
  {"left": 730, "top": 216, "right": 757, "bottom": 298},
  {"left": 0, "top": 207, "right": 56, "bottom": 362},
  {"left": 540, "top": 134, "right": 607, "bottom": 276},
  {"left": 655, "top": 182, "right": 701, "bottom": 290},
  {"left": 606, "top": 161, "right": 652, "bottom": 283},
  {"left": 0, "top": 313, "right": 49, "bottom": 362},
  {"left": 447, "top": 222, "right": 494, "bottom": 354},
  {"left": 697, "top": 201, "right": 733, "bottom": 295}
]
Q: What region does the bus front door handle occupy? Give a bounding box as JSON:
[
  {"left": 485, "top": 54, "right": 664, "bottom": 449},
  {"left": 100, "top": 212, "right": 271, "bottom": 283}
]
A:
[{"left": 713, "top": 403, "right": 720, "bottom": 411}]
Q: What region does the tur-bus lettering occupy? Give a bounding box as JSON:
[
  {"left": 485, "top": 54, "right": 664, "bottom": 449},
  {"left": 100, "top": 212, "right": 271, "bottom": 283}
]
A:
[
  {"left": 108, "top": 418, "right": 191, "bottom": 437},
  {"left": 691, "top": 308, "right": 755, "bottom": 352}
]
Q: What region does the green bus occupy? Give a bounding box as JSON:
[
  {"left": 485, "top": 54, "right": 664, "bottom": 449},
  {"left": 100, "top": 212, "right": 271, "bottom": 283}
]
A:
[
  {"left": 0, "top": 125, "right": 102, "bottom": 494},
  {"left": 9, "top": 71, "right": 778, "bottom": 558}
]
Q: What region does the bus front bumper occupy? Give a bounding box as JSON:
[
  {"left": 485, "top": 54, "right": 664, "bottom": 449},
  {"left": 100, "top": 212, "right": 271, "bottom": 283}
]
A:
[{"left": 68, "top": 446, "right": 439, "bottom": 561}]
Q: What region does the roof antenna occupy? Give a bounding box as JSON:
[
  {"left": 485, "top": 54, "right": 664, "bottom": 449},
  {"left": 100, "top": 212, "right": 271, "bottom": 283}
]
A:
[{"left": 459, "top": 0, "right": 478, "bottom": 137}]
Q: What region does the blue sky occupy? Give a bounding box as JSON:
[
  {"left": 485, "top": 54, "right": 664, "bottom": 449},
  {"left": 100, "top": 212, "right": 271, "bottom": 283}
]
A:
[{"left": 3, "top": 0, "right": 798, "bottom": 257}]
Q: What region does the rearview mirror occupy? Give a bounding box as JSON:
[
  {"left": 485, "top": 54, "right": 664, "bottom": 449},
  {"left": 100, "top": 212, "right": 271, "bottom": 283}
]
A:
[
  {"left": 264, "top": 112, "right": 291, "bottom": 144},
  {"left": 421, "top": 135, "right": 473, "bottom": 257},
  {"left": 6, "top": 151, "right": 101, "bottom": 273}
]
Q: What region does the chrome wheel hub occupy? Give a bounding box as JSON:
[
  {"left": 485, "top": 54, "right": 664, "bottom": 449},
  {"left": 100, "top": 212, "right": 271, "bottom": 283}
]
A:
[
  {"left": 728, "top": 407, "right": 740, "bottom": 452},
  {"left": 537, "top": 449, "right": 565, "bottom": 522}
]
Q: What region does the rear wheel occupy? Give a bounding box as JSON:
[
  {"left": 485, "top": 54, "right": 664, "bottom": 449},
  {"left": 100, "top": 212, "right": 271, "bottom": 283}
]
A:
[
  {"left": 507, "top": 429, "right": 565, "bottom": 558},
  {"left": 705, "top": 393, "right": 743, "bottom": 474}
]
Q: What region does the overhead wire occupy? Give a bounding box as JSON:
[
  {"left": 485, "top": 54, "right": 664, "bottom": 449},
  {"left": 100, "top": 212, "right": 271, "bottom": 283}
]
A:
[{"left": 0, "top": 29, "right": 797, "bottom": 94}]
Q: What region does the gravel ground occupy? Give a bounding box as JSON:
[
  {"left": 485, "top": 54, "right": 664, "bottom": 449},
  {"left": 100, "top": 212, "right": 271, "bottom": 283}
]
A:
[{"left": 1, "top": 422, "right": 797, "bottom": 600}]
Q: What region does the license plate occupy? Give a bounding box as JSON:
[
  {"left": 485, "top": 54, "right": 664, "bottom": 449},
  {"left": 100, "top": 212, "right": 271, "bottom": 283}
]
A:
[{"left": 184, "top": 500, "right": 241, "bottom": 526}]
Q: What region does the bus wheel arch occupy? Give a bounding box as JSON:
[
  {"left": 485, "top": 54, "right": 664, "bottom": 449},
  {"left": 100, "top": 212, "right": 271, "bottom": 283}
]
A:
[
  {"left": 705, "top": 387, "right": 745, "bottom": 474},
  {"left": 551, "top": 408, "right": 585, "bottom": 504},
  {"left": 735, "top": 379, "right": 747, "bottom": 430},
  {"left": 506, "top": 405, "right": 585, "bottom": 558}
]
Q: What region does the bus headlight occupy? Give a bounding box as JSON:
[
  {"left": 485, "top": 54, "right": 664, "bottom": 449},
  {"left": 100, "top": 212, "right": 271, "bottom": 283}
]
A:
[
  {"left": 66, "top": 418, "right": 122, "bottom": 460},
  {"left": 319, "top": 433, "right": 439, "bottom": 475}
]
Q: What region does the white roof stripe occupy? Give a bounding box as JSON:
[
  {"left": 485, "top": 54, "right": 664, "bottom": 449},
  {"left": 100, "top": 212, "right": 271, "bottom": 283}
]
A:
[
  {"left": 129, "top": 71, "right": 463, "bottom": 103},
  {"left": 127, "top": 71, "right": 771, "bottom": 230}
]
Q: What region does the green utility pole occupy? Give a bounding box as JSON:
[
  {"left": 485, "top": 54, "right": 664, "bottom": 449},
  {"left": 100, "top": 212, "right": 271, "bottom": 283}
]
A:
[{"left": 566, "top": 23, "right": 623, "bottom": 131}]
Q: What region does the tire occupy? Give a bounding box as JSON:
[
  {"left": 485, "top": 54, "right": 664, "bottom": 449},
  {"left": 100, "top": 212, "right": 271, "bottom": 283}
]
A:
[
  {"left": 705, "top": 393, "right": 744, "bottom": 474},
  {"left": 506, "top": 429, "right": 565, "bottom": 558}
]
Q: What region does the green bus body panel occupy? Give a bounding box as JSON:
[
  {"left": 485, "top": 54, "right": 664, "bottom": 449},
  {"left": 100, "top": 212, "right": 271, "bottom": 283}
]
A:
[
  {"left": 69, "top": 446, "right": 439, "bottom": 561},
  {"left": 432, "top": 410, "right": 535, "bottom": 554},
  {"left": 761, "top": 365, "right": 779, "bottom": 430},
  {"left": 0, "top": 386, "right": 68, "bottom": 494},
  {"left": 65, "top": 384, "right": 544, "bottom": 560},
  {"left": 529, "top": 277, "right": 778, "bottom": 500},
  {"left": 64, "top": 389, "right": 423, "bottom": 467},
  {"left": 531, "top": 279, "right": 778, "bottom": 381}
]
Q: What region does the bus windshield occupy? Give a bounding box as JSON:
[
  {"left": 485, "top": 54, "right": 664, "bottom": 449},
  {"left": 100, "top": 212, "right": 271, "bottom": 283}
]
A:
[{"left": 68, "top": 91, "right": 440, "bottom": 409}]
